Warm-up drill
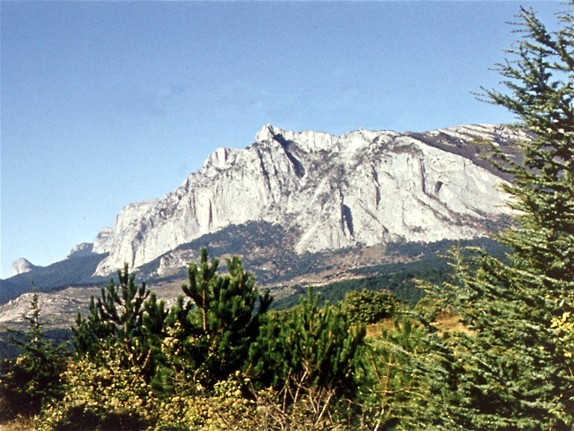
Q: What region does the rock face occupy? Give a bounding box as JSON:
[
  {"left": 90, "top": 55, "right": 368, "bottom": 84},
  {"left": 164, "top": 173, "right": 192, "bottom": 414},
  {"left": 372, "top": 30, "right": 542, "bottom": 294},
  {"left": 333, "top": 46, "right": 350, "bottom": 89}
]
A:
[
  {"left": 12, "top": 258, "right": 36, "bottom": 276},
  {"left": 0, "top": 291, "right": 86, "bottom": 324},
  {"left": 67, "top": 242, "right": 94, "bottom": 259},
  {"left": 92, "top": 124, "right": 525, "bottom": 276}
]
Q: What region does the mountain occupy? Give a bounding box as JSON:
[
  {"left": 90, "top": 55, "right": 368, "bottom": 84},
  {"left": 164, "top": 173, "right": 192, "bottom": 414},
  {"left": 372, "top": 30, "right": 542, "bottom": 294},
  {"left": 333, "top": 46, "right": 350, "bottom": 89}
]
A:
[
  {"left": 11, "top": 258, "right": 37, "bottom": 276},
  {"left": 92, "top": 123, "right": 523, "bottom": 275},
  {"left": 1, "top": 123, "right": 528, "bottom": 307},
  {"left": 0, "top": 253, "right": 107, "bottom": 305}
]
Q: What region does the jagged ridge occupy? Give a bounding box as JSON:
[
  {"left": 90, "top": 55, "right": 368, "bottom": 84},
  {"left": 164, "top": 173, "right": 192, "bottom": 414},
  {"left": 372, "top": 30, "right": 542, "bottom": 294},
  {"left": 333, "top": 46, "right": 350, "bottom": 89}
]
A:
[{"left": 89, "top": 124, "right": 525, "bottom": 276}]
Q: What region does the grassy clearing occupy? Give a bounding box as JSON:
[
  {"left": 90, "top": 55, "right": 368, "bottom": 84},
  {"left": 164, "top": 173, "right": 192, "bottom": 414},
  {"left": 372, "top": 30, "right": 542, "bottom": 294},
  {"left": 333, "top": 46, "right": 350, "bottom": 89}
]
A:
[
  {"left": 365, "top": 312, "right": 470, "bottom": 339},
  {"left": 432, "top": 312, "right": 472, "bottom": 335}
]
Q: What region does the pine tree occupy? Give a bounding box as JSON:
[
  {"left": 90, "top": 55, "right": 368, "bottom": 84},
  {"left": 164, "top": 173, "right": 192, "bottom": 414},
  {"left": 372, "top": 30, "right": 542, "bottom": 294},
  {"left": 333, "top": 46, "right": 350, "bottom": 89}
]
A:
[
  {"left": 0, "top": 293, "right": 66, "bottom": 417},
  {"left": 165, "top": 247, "right": 272, "bottom": 387},
  {"left": 342, "top": 288, "right": 398, "bottom": 324},
  {"left": 249, "top": 288, "right": 366, "bottom": 395},
  {"left": 72, "top": 264, "right": 167, "bottom": 380},
  {"left": 432, "top": 3, "right": 574, "bottom": 429}
]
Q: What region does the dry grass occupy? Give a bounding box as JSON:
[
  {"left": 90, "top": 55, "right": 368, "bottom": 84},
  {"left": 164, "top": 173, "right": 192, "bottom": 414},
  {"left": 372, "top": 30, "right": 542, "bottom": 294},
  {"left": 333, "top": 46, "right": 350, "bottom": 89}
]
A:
[
  {"left": 0, "top": 395, "right": 35, "bottom": 431},
  {"left": 365, "top": 319, "right": 396, "bottom": 338},
  {"left": 432, "top": 312, "right": 473, "bottom": 335},
  {"left": 365, "top": 313, "right": 471, "bottom": 339},
  {"left": 0, "top": 416, "right": 35, "bottom": 431}
]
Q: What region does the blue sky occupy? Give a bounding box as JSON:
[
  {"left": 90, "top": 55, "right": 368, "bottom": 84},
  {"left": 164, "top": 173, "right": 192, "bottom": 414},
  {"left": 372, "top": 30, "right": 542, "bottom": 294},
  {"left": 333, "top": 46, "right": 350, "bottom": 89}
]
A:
[{"left": 1, "top": 1, "right": 564, "bottom": 279}]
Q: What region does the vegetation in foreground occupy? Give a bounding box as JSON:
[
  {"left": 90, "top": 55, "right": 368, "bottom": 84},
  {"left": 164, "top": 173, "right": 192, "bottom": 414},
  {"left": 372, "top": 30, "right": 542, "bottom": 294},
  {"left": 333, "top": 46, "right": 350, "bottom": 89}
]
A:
[{"left": 2, "top": 3, "right": 574, "bottom": 430}]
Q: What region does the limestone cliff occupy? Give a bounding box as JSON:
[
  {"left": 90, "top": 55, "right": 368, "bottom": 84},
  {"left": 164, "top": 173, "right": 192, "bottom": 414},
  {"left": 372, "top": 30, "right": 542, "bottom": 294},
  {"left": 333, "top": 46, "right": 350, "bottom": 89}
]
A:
[{"left": 91, "top": 124, "right": 525, "bottom": 276}]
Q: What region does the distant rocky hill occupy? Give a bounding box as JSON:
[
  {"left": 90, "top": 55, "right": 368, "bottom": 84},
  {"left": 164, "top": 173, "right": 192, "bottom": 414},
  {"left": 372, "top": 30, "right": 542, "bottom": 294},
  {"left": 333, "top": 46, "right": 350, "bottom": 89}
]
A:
[{"left": 1, "top": 124, "right": 528, "bottom": 308}]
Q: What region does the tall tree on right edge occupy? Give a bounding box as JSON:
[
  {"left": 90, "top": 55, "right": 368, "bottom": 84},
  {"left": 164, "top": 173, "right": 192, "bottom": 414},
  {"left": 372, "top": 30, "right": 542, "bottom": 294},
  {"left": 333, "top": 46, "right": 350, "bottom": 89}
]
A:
[{"left": 432, "top": 3, "right": 574, "bottom": 430}]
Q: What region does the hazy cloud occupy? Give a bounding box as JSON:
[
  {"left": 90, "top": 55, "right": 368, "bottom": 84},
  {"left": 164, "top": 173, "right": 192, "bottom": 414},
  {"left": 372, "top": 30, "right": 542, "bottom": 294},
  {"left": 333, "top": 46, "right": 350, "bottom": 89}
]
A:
[{"left": 114, "top": 83, "right": 186, "bottom": 116}]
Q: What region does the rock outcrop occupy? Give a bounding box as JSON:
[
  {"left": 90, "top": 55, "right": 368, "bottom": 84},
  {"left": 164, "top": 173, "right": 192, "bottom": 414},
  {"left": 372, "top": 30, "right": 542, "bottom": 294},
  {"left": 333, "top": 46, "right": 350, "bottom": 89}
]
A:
[
  {"left": 67, "top": 242, "right": 94, "bottom": 259},
  {"left": 12, "top": 258, "right": 36, "bottom": 276},
  {"left": 91, "top": 124, "right": 525, "bottom": 276}
]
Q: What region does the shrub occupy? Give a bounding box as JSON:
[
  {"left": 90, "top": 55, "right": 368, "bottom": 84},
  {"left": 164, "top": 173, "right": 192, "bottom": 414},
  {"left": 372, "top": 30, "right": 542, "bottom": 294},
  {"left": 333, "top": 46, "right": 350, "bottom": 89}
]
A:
[
  {"left": 36, "top": 339, "right": 157, "bottom": 431},
  {"left": 342, "top": 288, "right": 398, "bottom": 324}
]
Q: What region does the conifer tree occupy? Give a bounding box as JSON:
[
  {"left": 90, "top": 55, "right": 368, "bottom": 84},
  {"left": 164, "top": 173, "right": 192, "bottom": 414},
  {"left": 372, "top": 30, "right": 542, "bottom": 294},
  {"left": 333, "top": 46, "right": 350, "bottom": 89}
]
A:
[
  {"left": 72, "top": 264, "right": 167, "bottom": 379},
  {"left": 0, "top": 293, "right": 66, "bottom": 417},
  {"left": 249, "top": 288, "right": 366, "bottom": 394},
  {"left": 342, "top": 288, "right": 398, "bottom": 324},
  {"left": 357, "top": 317, "right": 463, "bottom": 431},
  {"left": 165, "top": 247, "right": 272, "bottom": 387},
  {"left": 432, "top": 3, "right": 574, "bottom": 429}
]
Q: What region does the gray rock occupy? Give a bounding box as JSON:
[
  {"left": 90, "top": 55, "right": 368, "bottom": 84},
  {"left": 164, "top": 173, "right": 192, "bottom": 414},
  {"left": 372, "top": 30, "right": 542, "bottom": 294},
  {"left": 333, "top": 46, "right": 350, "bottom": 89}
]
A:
[
  {"left": 11, "top": 258, "right": 36, "bottom": 276},
  {"left": 67, "top": 242, "right": 94, "bottom": 259},
  {"left": 90, "top": 124, "right": 524, "bottom": 276}
]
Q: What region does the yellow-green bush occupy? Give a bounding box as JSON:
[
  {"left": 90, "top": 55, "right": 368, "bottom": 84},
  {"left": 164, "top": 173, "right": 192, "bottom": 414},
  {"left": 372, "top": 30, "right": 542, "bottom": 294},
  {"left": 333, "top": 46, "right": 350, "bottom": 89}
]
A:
[
  {"left": 153, "top": 373, "right": 255, "bottom": 431},
  {"left": 36, "top": 342, "right": 157, "bottom": 431}
]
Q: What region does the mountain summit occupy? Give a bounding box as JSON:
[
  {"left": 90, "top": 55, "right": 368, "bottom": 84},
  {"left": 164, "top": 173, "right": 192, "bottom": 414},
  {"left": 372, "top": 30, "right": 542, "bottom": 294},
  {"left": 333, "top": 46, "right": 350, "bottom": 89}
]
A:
[{"left": 88, "top": 124, "right": 523, "bottom": 276}]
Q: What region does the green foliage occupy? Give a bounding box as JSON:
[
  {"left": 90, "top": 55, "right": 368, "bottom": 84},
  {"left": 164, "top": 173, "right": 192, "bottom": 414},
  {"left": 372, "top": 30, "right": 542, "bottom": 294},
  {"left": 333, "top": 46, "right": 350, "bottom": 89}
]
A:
[
  {"left": 72, "top": 264, "right": 168, "bottom": 382},
  {"left": 152, "top": 372, "right": 257, "bottom": 431},
  {"left": 435, "top": 248, "right": 574, "bottom": 430},
  {"left": 426, "top": 3, "right": 574, "bottom": 429},
  {"left": 9, "top": 4, "right": 574, "bottom": 430},
  {"left": 162, "top": 247, "right": 272, "bottom": 388},
  {"left": 0, "top": 293, "right": 67, "bottom": 419},
  {"left": 272, "top": 238, "right": 509, "bottom": 310},
  {"left": 37, "top": 339, "right": 156, "bottom": 431},
  {"left": 153, "top": 372, "right": 357, "bottom": 431},
  {"left": 342, "top": 288, "right": 398, "bottom": 324},
  {"left": 73, "top": 264, "right": 161, "bottom": 353},
  {"left": 357, "top": 318, "right": 463, "bottom": 431},
  {"left": 249, "top": 288, "right": 365, "bottom": 395}
]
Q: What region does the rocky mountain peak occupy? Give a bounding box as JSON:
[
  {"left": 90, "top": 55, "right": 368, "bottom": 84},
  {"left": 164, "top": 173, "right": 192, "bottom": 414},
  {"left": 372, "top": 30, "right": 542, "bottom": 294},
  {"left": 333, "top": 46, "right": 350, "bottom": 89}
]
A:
[
  {"left": 67, "top": 242, "right": 94, "bottom": 259},
  {"left": 254, "top": 123, "right": 281, "bottom": 143},
  {"left": 85, "top": 124, "right": 521, "bottom": 276},
  {"left": 255, "top": 123, "right": 337, "bottom": 153},
  {"left": 201, "top": 147, "right": 241, "bottom": 177},
  {"left": 11, "top": 258, "right": 36, "bottom": 277}
]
